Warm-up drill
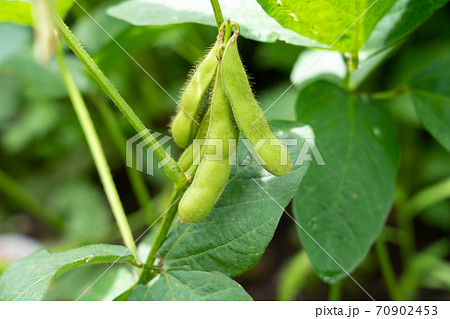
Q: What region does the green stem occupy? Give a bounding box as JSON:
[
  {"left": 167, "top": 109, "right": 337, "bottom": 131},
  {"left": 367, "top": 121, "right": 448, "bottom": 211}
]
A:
[
  {"left": 138, "top": 186, "right": 185, "bottom": 284},
  {"left": 277, "top": 250, "right": 311, "bottom": 301},
  {"left": 0, "top": 169, "right": 62, "bottom": 231},
  {"left": 54, "top": 14, "right": 186, "bottom": 189},
  {"left": 402, "top": 176, "right": 450, "bottom": 220},
  {"left": 210, "top": 0, "right": 224, "bottom": 29},
  {"left": 370, "top": 86, "right": 408, "bottom": 100},
  {"left": 56, "top": 42, "right": 137, "bottom": 258},
  {"left": 328, "top": 281, "right": 343, "bottom": 301},
  {"left": 341, "top": 54, "right": 351, "bottom": 91},
  {"left": 398, "top": 207, "right": 416, "bottom": 266},
  {"left": 223, "top": 19, "right": 232, "bottom": 43},
  {"left": 93, "top": 96, "right": 156, "bottom": 225},
  {"left": 397, "top": 176, "right": 450, "bottom": 265},
  {"left": 375, "top": 237, "right": 402, "bottom": 300}
]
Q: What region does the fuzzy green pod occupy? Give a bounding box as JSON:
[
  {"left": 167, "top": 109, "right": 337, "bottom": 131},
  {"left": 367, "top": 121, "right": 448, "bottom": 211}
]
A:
[
  {"left": 177, "top": 108, "right": 211, "bottom": 172},
  {"left": 178, "top": 67, "right": 239, "bottom": 223},
  {"left": 221, "top": 35, "right": 292, "bottom": 176},
  {"left": 171, "top": 41, "right": 221, "bottom": 148}
]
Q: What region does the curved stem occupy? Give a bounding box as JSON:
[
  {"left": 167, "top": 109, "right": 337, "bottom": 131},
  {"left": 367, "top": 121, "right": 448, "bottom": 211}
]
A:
[
  {"left": 93, "top": 96, "right": 156, "bottom": 225},
  {"left": 402, "top": 176, "right": 450, "bottom": 220},
  {"left": 223, "top": 19, "right": 232, "bottom": 43},
  {"left": 56, "top": 42, "right": 137, "bottom": 258},
  {"left": 54, "top": 14, "right": 186, "bottom": 189},
  {"left": 370, "top": 86, "right": 408, "bottom": 100},
  {"left": 138, "top": 186, "right": 185, "bottom": 284},
  {"left": 375, "top": 237, "right": 402, "bottom": 300},
  {"left": 396, "top": 176, "right": 450, "bottom": 265},
  {"left": 210, "top": 0, "right": 224, "bottom": 29}
]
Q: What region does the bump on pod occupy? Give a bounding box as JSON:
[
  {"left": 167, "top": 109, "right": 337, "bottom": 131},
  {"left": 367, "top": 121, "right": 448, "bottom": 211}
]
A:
[
  {"left": 221, "top": 34, "right": 292, "bottom": 176},
  {"left": 171, "top": 41, "right": 222, "bottom": 149},
  {"left": 178, "top": 66, "right": 239, "bottom": 223}
]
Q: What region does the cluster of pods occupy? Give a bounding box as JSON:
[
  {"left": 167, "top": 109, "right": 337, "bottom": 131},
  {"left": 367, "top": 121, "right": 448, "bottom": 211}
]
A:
[{"left": 171, "top": 21, "right": 292, "bottom": 223}]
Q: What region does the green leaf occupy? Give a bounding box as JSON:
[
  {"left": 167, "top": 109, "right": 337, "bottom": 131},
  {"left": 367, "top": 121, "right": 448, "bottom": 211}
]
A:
[
  {"left": 46, "top": 265, "right": 137, "bottom": 301},
  {"left": 294, "top": 81, "right": 399, "bottom": 283},
  {"left": 158, "top": 121, "right": 312, "bottom": 277},
  {"left": 0, "top": 0, "right": 73, "bottom": 26},
  {"left": 2, "top": 99, "right": 61, "bottom": 153},
  {"left": 0, "top": 74, "right": 21, "bottom": 124},
  {"left": 399, "top": 241, "right": 449, "bottom": 299},
  {"left": 424, "top": 259, "right": 450, "bottom": 290},
  {"left": 0, "top": 0, "right": 33, "bottom": 25},
  {"left": 129, "top": 270, "right": 252, "bottom": 301},
  {"left": 1, "top": 46, "right": 93, "bottom": 99},
  {"left": 106, "top": 0, "right": 324, "bottom": 47},
  {"left": 0, "top": 244, "right": 137, "bottom": 300},
  {"left": 257, "top": 0, "right": 449, "bottom": 54},
  {"left": 257, "top": 0, "right": 395, "bottom": 55},
  {"left": 363, "top": 0, "right": 449, "bottom": 54},
  {"left": 259, "top": 82, "right": 299, "bottom": 122},
  {"left": 48, "top": 179, "right": 111, "bottom": 242},
  {"left": 409, "top": 59, "right": 450, "bottom": 152}
]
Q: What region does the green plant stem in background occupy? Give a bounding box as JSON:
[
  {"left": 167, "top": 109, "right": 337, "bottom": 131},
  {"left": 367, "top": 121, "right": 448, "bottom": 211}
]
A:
[
  {"left": 56, "top": 42, "right": 137, "bottom": 259},
  {"left": 138, "top": 186, "right": 185, "bottom": 284},
  {"left": 397, "top": 176, "right": 450, "bottom": 267},
  {"left": 328, "top": 280, "right": 343, "bottom": 301},
  {"left": 277, "top": 250, "right": 312, "bottom": 301},
  {"left": 398, "top": 238, "right": 449, "bottom": 300},
  {"left": 398, "top": 203, "right": 416, "bottom": 267},
  {"left": 93, "top": 96, "right": 156, "bottom": 225},
  {"left": 209, "top": 0, "right": 224, "bottom": 29},
  {"left": 54, "top": 15, "right": 186, "bottom": 189},
  {"left": 0, "top": 169, "right": 62, "bottom": 231},
  {"left": 341, "top": 54, "right": 351, "bottom": 91},
  {"left": 402, "top": 176, "right": 450, "bottom": 220},
  {"left": 375, "top": 237, "right": 402, "bottom": 301},
  {"left": 370, "top": 86, "right": 408, "bottom": 100}
]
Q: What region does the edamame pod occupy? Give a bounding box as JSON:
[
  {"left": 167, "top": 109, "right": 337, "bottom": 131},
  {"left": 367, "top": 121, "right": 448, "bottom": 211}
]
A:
[
  {"left": 171, "top": 41, "right": 221, "bottom": 149},
  {"left": 178, "top": 67, "right": 239, "bottom": 223},
  {"left": 178, "top": 108, "right": 211, "bottom": 172},
  {"left": 221, "top": 35, "right": 292, "bottom": 176}
]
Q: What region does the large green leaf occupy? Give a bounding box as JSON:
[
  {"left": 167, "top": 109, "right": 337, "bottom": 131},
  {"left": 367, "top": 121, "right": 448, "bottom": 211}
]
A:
[
  {"left": 129, "top": 270, "right": 252, "bottom": 301},
  {"left": 0, "top": 0, "right": 33, "bottom": 25},
  {"left": 363, "top": 0, "right": 449, "bottom": 54},
  {"left": 0, "top": 0, "right": 73, "bottom": 25},
  {"left": 106, "top": 0, "right": 324, "bottom": 47},
  {"left": 0, "top": 244, "right": 137, "bottom": 300},
  {"left": 409, "top": 59, "right": 450, "bottom": 152},
  {"left": 46, "top": 265, "right": 137, "bottom": 301},
  {"left": 158, "top": 121, "right": 312, "bottom": 277},
  {"left": 257, "top": 0, "right": 448, "bottom": 54},
  {"left": 1, "top": 46, "right": 94, "bottom": 99},
  {"left": 294, "top": 81, "right": 399, "bottom": 283},
  {"left": 257, "top": 0, "right": 395, "bottom": 55}
]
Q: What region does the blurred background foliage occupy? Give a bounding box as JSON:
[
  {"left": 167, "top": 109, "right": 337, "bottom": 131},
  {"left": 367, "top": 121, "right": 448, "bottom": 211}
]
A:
[{"left": 0, "top": 0, "right": 449, "bottom": 300}]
